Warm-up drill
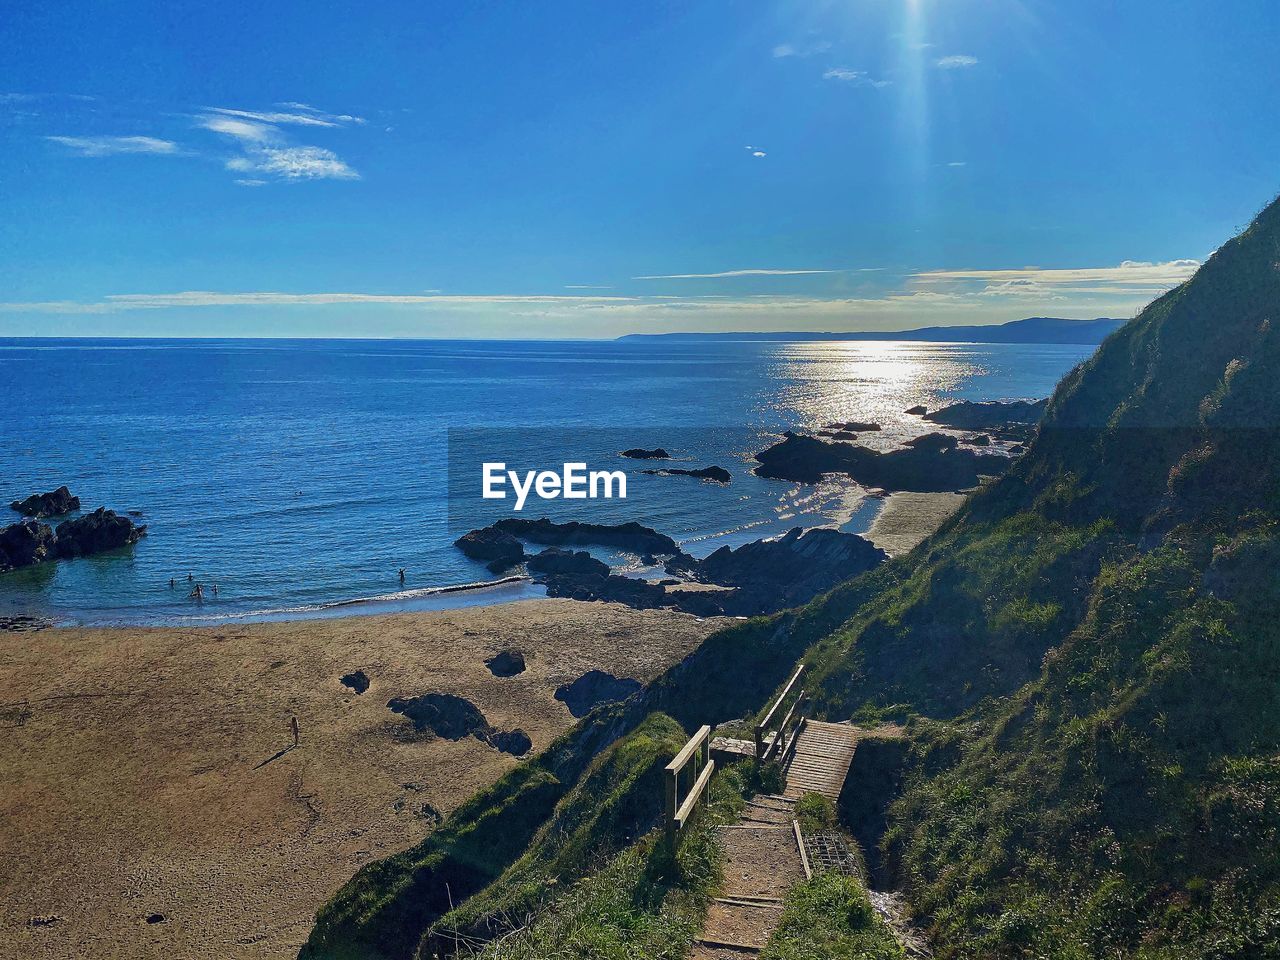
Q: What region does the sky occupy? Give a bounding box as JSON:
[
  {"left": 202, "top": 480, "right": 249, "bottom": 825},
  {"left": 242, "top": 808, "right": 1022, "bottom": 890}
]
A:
[{"left": 2, "top": 0, "right": 1279, "bottom": 339}]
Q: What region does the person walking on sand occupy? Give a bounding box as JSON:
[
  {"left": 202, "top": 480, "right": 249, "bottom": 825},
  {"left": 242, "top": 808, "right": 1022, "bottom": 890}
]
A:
[{"left": 290, "top": 715, "right": 300, "bottom": 748}]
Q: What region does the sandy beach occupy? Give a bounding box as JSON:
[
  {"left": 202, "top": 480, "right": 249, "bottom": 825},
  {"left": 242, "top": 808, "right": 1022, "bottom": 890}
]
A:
[
  {"left": 0, "top": 599, "right": 724, "bottom": 960},
  {"left": 865, "top": 491, "right": 966, "bottom": 556}
]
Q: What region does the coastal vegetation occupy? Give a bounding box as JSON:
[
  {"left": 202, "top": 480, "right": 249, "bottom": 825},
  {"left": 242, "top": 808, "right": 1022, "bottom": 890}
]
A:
[{"left": 308, "top": 195, "right": 1280, "bottom": 958}]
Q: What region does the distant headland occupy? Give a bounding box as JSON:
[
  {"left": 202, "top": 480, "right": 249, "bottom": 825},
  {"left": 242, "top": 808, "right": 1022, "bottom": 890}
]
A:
[{"left": 617, "top": 315, "right": 1125, "bottom": 345}]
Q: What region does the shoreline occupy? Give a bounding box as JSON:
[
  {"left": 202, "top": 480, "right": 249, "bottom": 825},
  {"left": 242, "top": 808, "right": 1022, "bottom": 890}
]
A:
[{"left": 3, "top": 490, "right": 968, "bottom": 630}]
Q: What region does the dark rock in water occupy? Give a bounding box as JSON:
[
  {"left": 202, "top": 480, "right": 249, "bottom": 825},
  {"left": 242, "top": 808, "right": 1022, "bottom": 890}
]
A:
[
  {"left": 620, "top": 447, "right": 671, "bottom": 459},
  {"left": 968, "top": 434, "right": 992, "bottom": 446},
  {"left": 0, "top": 615, "right": 56, "bottom": 632},
  {"left": 491, "top": 517, "right": 679, "bottom": 556},
  {"left": 641, "top": 465, "right": 731, "bottom": 484},
  {"left": 525, "top": 547, "right": 610, "bottom": 579},
  {"left": 340, "top": 670, "right": 370, "bottom": 694},
  {"left": 824, "top": 421, "right": 881, "bottom": 433},
  {"left": 554, "top": 670, "right": 642, "bottom": 718},
  {"left": 454, "top": 527, "right": 525, "bottom": 572},
  {"left": 753, "top": 431, "right": 1008, "bottom": 491},
  {"left": 922, "top": 398, "right": 1048, "bottom": 430},
  {"left": 387, "top": 693, "right": 490, "bottom": 739},
  {"left": 485, "top": 649, "right": 527, "bottom": 677},
  {"left": 905, "top": 432, "right": 959, "bottom": 453},
  {"left": 53, "top": 508, "right": 146, "bottom": 559},
  {"left": 0, "top": 520, "right": 57, "bottom": 572},
  {"left": 658, "top": 578, "right": 680, "bottom": 586},
  {"left": 484, "top": 728, "right": 532, "bottom": 756},
  {"left": 667, "top": 527, "right": 887, "bottom": 614},
  {"left": 905, "top": 405, "right": 928, "bottom": 415},
  {"left": 10, "top": 486, "right": 80, "bottom": 519}
]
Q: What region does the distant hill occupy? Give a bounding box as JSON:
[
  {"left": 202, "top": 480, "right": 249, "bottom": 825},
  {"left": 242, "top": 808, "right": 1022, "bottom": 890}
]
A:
[{"left": 617, "top": 315, "right": 1125, "bottom": 345}]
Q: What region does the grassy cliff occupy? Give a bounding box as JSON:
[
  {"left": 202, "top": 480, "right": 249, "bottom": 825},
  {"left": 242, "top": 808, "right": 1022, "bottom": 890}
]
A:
[
  {"left": 793, "top": 195, "right": 1280, "bottom": 956},
  {"left": 308, "top": 195, "right": 1280, "bottom": 959}
]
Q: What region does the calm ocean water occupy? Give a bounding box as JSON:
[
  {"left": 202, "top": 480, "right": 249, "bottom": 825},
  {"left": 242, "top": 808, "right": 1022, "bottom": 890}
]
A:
[{"left": 0, "top": 338, "right": 1094, "bottom": 625}]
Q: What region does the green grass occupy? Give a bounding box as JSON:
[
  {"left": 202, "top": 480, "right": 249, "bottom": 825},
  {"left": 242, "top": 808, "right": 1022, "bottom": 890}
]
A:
[
  {"left": 425, "top": 712, "right": 689, "bottom": 953},
  {"left": 760, "top": 872, "right": 905, "bottom": 960},
  {"left": 470, "top": 767, "right": 748, "bottom": 960}
]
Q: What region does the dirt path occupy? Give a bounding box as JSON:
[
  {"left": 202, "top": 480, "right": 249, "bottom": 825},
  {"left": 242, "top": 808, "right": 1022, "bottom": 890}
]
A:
[{"left": 691, "top": 795, "right": 805, "bottom": 957}]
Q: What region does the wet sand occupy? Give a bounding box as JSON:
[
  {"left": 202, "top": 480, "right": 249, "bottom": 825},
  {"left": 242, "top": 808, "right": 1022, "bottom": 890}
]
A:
[{"left": 0, "top": 599, "right": 723, "bottom": 959}]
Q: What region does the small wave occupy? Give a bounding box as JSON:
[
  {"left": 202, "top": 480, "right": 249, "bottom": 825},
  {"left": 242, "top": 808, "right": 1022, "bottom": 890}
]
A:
[{"left": 319, "top": 575, "right": 531, "bottom": 608}]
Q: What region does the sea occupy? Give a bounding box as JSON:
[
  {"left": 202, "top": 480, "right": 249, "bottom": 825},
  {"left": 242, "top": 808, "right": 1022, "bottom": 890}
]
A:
[{"left": 0, "top": 337, "right": 1095, "bottom": 626}]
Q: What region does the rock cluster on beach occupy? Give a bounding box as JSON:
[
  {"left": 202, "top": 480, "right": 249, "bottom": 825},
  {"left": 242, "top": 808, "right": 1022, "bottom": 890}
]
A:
[
  {"left": 454, "top": 515, "right": 889, "bottom": 618},
  {"left": 0, "top": 506, "right": 145, "bottom": 574},
  {"left": 554, "top": 670, "right": 642, "bottom": 717},
  {"left": 386, "top": 692, "right": 532, "bottom": 756},
  {"left": 665, "top": 527, "right": 887, "bottom": 614},
  {"left": 10, "top": 486, "right": 80, "bottom": 518}
]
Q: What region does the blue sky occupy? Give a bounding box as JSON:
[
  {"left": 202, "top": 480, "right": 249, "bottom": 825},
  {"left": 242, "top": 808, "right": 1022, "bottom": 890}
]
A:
[{"left": 3, "top": 0, "right": 1278, "bottom": 338}]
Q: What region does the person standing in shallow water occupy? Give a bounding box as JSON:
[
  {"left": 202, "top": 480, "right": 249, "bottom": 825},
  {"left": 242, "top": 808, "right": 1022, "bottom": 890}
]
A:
[{"left": 399, "top": 568, "right": 406, "bottom": 585}]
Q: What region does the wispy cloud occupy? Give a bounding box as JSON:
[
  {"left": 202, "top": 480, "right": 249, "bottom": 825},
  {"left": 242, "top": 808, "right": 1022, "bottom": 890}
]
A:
[
  {"left": 226, "top": 146, "right": 358, "bottom": 181},
  {"left": 45, "top": 135, "right": 180, "bottom": 157},
  {"left": 633, "top": 268, "right": 839, "bottom": 280},
  {"left": 744, "top": 144, "right": 767, "bottom": 158},
  {"left": 564, "top": 284, "right": 614, "bottom": 289},
  {"left": 772, "top": 40, "right": 831, "bottom": 59},
  {"left": 198, "top": 106, "right": 360, "bottom": 182},
  {"left": 822, "top": 68, "right": 891, "bottom": 88},
  {"left": 914, "top": 260, "right": 1200, "bottom": 289},
  {"left": 206, "top": 104, "right": 366, "bottom": 127},
  {"left": 38, "top": 98, "right": 363, "bottom": 185},
  {"left": 935, "top": 54, "right": 979, "bottom": 69}
]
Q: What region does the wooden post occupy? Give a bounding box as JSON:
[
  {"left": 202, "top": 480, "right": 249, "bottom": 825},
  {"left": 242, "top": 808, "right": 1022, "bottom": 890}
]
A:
[{"left": 664, "top": 763, "right": 677, "bottom": 850}]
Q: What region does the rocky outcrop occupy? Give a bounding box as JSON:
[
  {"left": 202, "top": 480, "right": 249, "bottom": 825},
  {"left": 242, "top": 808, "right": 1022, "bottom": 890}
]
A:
[
  {"left": 340, "top": 670, "right": 370, "bottom": 694},
  {"left": 666, "top": 527, "right": 887, "bottom": 614},
  {"left": 641, "top": 465, "right": 731, "bottom": 483},
  {"left": 490, "top": 517, "right": 679, "bottom": 556},
  {"left": 753, "top": 431, "right": 1009, "bottom": 491},
  {"left": 904, "top": 405, "right": 927, "bottom": 415},
  {"left": 454, "top": 527, "right": 525, "bottom": 573},
  {"left": 554, "top": 671, "right": 642, "bottom": 718},
  {"left": 53, "top": 508, "right": 146, "bottom": 559},
  {"left": 10, "top": 486, "right": 80, "bottom": 518},
  {"left": 620, "top": 448, "right": 670, "bottom": 459},
  {"left": 485, "top": 650, "right": 527, "bottom": 678},
  {"left": 1, "top": 507, "right": 144, "bottom": 573},
  {"left": 541, "top": 569, "right": 670, "bottom": 610},
  {"left": 387, "top": 693, "right": 531, "bottom": 756},
  {"left": 525, "top": 547, "right": 610, "bottom": 579},
  {"left": 824, "top": 420, "right": 881, "bottom": 433},
  {"left": 922, "top": 397, "right": 1047, "bottom": 430},
  {"left": 0, "top": 520, "right": 57, "bottom": 573}
]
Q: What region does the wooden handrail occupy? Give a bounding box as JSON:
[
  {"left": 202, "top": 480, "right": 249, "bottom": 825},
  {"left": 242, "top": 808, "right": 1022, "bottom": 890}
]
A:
[
  {"left": 667, "top": 723, "right": 711, "bottom": 774},
  {"left": 755, "top": 664, "right": 806, "bottom": 762},
  {"left": 665, "top": 724, "right": 713, "bottom": 846}
]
